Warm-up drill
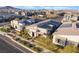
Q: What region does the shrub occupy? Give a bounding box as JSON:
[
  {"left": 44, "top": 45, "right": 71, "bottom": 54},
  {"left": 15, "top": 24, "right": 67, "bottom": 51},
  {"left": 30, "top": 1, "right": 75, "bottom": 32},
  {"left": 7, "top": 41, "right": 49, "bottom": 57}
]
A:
[{"left": 15, "top": 38, "right": 20, "bottom": 41}]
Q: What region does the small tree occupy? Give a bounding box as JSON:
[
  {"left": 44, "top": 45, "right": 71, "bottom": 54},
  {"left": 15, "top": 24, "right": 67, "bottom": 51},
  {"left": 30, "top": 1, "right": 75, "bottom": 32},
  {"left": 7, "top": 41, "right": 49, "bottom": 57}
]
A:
[
  {"left": 20, "top": 29, "right": 31, "bottom": 39},
  {"left": 0, "top": 27, "right": 10, "bottom": 32}
]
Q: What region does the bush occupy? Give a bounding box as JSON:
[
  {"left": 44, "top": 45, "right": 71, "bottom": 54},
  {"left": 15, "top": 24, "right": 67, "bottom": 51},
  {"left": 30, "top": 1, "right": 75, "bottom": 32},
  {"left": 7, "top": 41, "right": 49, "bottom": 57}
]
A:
[
  {"left": 0, "top": 28, "right": 10, "bottom": 32},
  {"left": 19, "top": 29, "right": 31, "bottom": 39},
  {"left": 15, "top": 38, "right": 20, "bottom": 41},
  {"left": 23, "top": 41, "right": 27, "bottom": 45},
  {"left": 31, "top": 46, "right": 43, "bottom": 52},
  {"left": 35, "top": 36, "right": 52, "bottom": 45},
  {"left": 35, "top": 47, "right": 43, "bottom": 52},
  {"left": 15, "top": 38, "right": 42, "bottom": 52}
]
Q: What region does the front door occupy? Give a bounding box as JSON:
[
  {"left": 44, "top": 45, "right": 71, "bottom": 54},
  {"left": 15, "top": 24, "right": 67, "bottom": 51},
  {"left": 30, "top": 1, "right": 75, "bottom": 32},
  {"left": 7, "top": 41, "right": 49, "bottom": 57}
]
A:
[
  {"left": 77, "top": 44, "right": 79, "bottom": 48},
  {"left": 32, "top": 32, "right": 34, "bottom": 37}
]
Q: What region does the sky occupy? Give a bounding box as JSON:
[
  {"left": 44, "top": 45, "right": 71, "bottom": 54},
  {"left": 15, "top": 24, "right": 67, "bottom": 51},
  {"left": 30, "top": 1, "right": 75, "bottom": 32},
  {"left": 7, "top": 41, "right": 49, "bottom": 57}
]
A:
[{"left": 14, "top": 6, "right": 79, "bottom": 10}]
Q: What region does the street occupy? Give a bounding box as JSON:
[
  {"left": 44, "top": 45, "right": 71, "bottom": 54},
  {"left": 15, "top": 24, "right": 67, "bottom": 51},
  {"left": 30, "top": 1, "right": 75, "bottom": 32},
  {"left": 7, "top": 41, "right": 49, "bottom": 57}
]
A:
[
  {"left": 0, "top": 22, "right": 10, "bottom": 26},
  {"left": 0, "top": 34, "right": 32, "bottom": 53}
]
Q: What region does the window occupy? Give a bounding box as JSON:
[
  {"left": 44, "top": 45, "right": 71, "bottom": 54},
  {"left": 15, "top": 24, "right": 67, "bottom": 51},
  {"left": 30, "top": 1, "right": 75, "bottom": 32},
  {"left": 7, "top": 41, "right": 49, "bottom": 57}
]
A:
[
  {"left": 57, "top": 39, "right": 61, "bottom": 43},
  {"left": 15, "top": 26, "right": 17, "bottom": 29},
  {"left": 32, "top": 32, "right": 34, "bottom": 37},
  {"left": 76, "top": 23, "right": 79, "bottom": 28},
  {"left": 66, "top": 40, "right": 75, "bottom": 46},
  {"left": 77, "top": 44, "right": 79, "bottom": 48},
  {"left": 55, "top": 38, "right": 66, "bottom": 46}
]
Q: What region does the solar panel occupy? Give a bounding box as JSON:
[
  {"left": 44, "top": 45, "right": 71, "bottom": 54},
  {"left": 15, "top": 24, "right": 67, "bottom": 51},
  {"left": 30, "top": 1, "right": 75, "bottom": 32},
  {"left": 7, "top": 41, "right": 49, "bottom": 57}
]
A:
[{"left": 38, "top": 20, "right": 61, "bottom": 29}]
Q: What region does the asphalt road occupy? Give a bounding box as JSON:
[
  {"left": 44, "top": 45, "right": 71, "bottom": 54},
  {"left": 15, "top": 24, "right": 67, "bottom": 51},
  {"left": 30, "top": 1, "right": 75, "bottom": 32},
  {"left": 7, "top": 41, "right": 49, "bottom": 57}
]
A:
[
  {"left": 0, "top": 22, "right": 10, "bottom": 26},
  {"left": 0, "top": 34, "right": 32, "bottom": 53}
]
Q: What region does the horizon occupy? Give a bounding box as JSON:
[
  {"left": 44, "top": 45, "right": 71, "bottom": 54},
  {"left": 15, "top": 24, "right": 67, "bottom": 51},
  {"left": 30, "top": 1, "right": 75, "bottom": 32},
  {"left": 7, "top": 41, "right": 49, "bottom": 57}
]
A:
[
  {"left": 14, "top": 6, "right": 79, "bottom": 10},
  {"left": 1, "top": 6, "right": 79, "bottom": 10}
]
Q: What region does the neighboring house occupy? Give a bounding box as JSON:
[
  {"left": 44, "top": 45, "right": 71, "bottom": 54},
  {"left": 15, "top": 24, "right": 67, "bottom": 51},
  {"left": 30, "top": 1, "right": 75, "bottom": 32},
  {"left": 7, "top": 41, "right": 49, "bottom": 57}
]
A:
[
  {"left": 0, "top": 16, "right": 4, "bottom": 22},
  {"left": 11, "top": 19, "right": 25, "bottom": 32},
  {"left": 0, "top": 14, "right": 16, "bottom": 22},
  {"left": 53, "top": 21, "right": 79, "bottom": 47},
  {"left": 26, "top": 19, "right": 61, "bottom": 37},
  {"left": 61, "top": 13, "right": 78, "bottom": 23},
  {"left": 38, "top": 15, "right": 44, "bottom": 17},
  {"left": 11, "top": 18, "right": 41, "bottom": 32},
  {"left": 15, "top": 11, "right": 26, "bottom": 16}
]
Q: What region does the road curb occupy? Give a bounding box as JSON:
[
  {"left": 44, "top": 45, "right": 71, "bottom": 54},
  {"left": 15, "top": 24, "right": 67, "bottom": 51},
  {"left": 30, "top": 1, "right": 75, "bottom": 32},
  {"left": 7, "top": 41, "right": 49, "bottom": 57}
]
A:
[{"left": 3, "top": 34, "right": 37, "bottom": 53}]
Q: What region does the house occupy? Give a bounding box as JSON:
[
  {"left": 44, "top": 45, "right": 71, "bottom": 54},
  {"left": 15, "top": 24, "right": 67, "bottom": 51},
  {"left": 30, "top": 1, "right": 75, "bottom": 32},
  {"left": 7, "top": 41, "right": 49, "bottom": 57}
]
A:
[
  {"left": 15, "top": 11, "right": 26, "bottom": 16},
  {"left": 38, "top": 15, "right": 44, "bottom": 17},
  {"left": 61, "top": 13, "right": 78, "bottom": 23},
  {"left": 11, "top": 18, "right": 40, "bottom": 32},
  {"left": 0, "top": 16, "right": 4, "bottom": 22},
  {"left": 26, "top": 19, "right": 61, "bottom": 37},
  {"left": 11, "top": 19, "right": 25, "bottom": 32},
  {"left": 53, "top": 21, "right": 79, "bottom": 47},
  {"left": 0, "top": 14, "right": 16, "bottom": 22}
]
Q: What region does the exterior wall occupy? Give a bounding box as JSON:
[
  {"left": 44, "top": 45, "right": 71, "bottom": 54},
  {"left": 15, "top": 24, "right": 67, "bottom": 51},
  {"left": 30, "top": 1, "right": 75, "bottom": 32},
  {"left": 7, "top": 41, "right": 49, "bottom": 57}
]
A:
[
  {"left": 61, "top": 14, "right": 78, "bottom": 23},
  {"left": 71, "top": 16, "right": 78, "bottom": 21},
  {"left": 11, "top": 20, "right": 19, "bottom": 28},
  {"left": 53, "top": 35, "right": 66, "bottom": 46},
  {"left": 11, "top": 20, "right": 25, "bottom": 31},
  {"left": 26, "top": 26, "right": 48, "bottom": 37},
  {"left": 15, "top": 11, "right": 20, "bottom": 15},
  {"left": 28, "top": 29, "right": 37, "bottom": 37},
  {"left": 15, "top": 23, "right": 25, "bottom": 31},
  {"left": 53, "top": 35, "right": 79, "bottom": 46},
  {"left": 26, "top": 26, "right": 38, "bottom": 37},
  {"left": 21, "top": 12, "right": 25, "bottom": 16},
  {"left": 61, "top": 14, "right": 71, "bottom": 23},
  {"left": 38, "top": 27, "right": 48, "bottom": 35}
]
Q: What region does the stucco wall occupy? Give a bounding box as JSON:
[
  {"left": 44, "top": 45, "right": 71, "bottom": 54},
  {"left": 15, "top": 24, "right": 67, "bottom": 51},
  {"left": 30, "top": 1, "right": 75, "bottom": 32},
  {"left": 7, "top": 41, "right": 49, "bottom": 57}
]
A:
[{"left": 53, "top": 35, "right": 79, "bottom": 46}]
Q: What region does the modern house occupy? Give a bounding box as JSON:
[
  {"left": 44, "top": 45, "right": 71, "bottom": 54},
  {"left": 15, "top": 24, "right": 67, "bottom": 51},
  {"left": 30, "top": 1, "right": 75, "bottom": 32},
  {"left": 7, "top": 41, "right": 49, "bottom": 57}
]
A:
[
  {"left": 61, "top": 13, "right": 78, "bottom": 23},
  {"left": 26, "top": 19, "right": 61, "bottom": 37},
  {"left": 53, "top": 21, "right": 79, "bottom": 47},
  {"left": 11, "top": 19, "right": 25, "bottom": 32},
  {"left": 11, "top": 18, "right": 41, "bottom": 32},
  {"left": 0, "top": 14, "right": 16, "bottom": 22}
]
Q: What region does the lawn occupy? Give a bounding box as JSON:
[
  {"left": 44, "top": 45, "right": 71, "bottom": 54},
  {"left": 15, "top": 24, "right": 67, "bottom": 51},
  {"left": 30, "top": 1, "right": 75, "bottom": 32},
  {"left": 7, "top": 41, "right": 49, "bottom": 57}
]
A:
[
  {"left": 18, "top": 29, "right": 32, "bottom": 40},
  {"left": 15, "top": 38, "right": 43, "bottom": 52},
  {"left": 34, "top": 36, "right": 61, "bottom": 52},
  {"left": 34, "top": 36, "right": 79, "bottom": 53},
  {"left": 0, "top": 27, "right": 10, "bottom": 32}
]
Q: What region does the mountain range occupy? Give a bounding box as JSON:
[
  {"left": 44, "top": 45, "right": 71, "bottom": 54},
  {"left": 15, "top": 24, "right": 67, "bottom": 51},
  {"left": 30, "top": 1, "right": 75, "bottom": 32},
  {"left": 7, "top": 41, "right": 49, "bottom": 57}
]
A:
[
  {"left": 0, "top": 6, "right": 79, "bottom": 13},
  {"left": 0, "top": 6, "right": 20, "bottom": 10}
]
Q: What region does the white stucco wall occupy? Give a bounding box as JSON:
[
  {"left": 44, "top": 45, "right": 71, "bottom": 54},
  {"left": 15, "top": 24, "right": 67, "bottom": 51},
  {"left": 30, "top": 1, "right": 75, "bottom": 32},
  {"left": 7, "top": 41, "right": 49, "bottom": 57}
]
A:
[
  {"left": 38, "top": 27, "right": 47, "bottom": 34},
  {"left": 53, "top": 35, "right": 79, "bottom": 46},
  {"left": 27, "top": 28, "right": 37, "bottom": 37}
]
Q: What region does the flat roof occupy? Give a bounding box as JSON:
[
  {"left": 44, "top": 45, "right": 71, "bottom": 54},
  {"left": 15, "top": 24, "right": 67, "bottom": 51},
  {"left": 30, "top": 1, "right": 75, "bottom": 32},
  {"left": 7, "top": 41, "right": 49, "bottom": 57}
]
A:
[
  {"left": 18, "top": 19, "right": 42, "bottom": 26},
  {"left": 26, "top": 19, "right": 62, "bottom": 29},
  {"left": 53, "top": 22, "right": 79, "bottom": 35},
  {"left": 38, "top": 20, "right": 61, "bottom": 29},
  {"left": 59, "top": 22, "right": 72, "bottom": 28}
]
